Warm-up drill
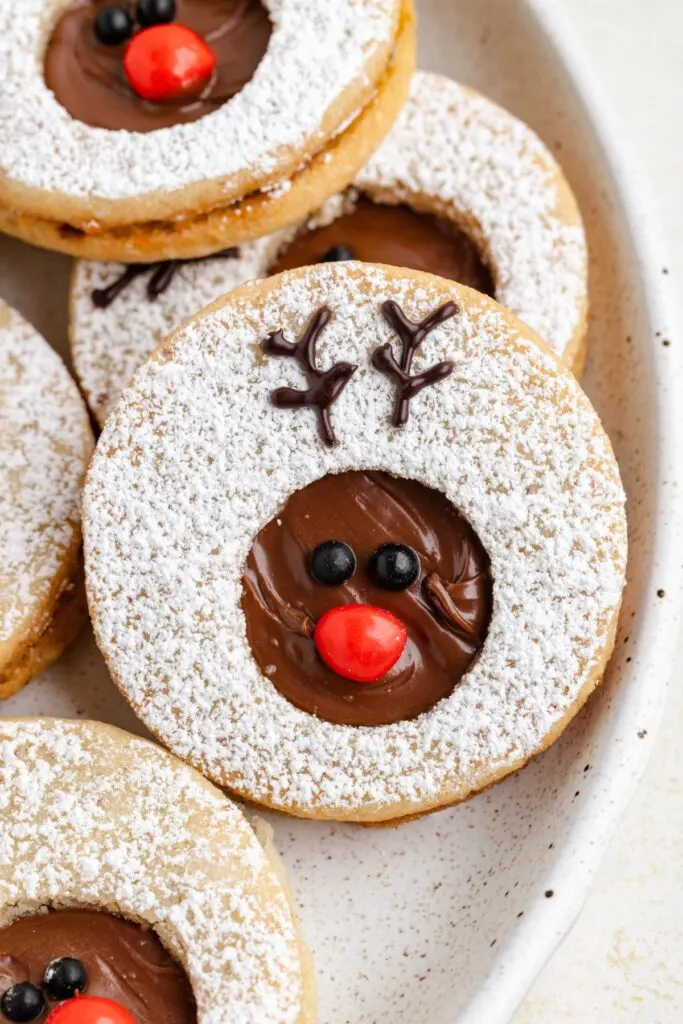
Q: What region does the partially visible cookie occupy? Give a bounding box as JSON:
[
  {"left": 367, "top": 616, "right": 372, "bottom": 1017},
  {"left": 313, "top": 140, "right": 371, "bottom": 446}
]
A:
[
  {"left": 0, "top": 0, "right": 414, "bottom": 262},
  {"left": 71, "top": 72, "right": 588, "bottom": 427},
  {"left": 0, "top": 718, "right": 314, "bottom": 1023},
  {"left": 0, "top": 303, "right": 93, "bottom": 698}
]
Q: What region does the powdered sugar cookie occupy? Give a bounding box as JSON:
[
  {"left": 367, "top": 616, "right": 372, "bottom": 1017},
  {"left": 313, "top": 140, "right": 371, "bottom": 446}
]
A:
[
  {"left": 0, "top": 0, "right": 414, "bottom": 262},
  {"left": 0, "top": 303, "right": 93, "bottom": 700},
  {"left": 70, "top": 72, "right": 587, "bottom": 427},
  {"left": 83, "top": 262, "right": 626, "bottom": 824},
  {"left": 0, "top": 718, "right": 313, "bottom": 1024}
]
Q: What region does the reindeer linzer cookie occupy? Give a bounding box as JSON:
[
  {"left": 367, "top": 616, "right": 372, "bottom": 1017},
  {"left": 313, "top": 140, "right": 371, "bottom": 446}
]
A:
[
  {"left": 0, "top": 303, "right": 93, "bottom": 700},
  {"left": 0, "top": 0, "right": 414, "bottom": 262},
  {"left": 70, "top": 71, "right": 587, "bottom": 427},
  {"left": 0, "top": 719, "right": 313, "bottom": 1024},
  {"left": 83, "top": 263, "right": 627, "bottom": 824}
]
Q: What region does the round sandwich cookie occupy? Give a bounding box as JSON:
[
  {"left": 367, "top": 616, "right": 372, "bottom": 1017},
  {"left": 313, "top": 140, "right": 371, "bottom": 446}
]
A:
[
  {"left": 0, "top": 0, "right": 414, "bottom": 263},
  {"left": 83, "top": 262, "right": 627, "bottom": 825},
  {"left": 0, "top": 718, "right": 313, "bottom": 1024},
  {"left": 71, "top": 71, "right": 587, "bottom": 427},
  {"left": 0, "top": 303, "right": 93, "bottom": 700}
]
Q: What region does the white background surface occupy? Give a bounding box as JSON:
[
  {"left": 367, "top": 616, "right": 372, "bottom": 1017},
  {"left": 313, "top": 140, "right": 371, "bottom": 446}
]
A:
[{"left": 517, "top": 1, "right": 683, "bottom": 1021}]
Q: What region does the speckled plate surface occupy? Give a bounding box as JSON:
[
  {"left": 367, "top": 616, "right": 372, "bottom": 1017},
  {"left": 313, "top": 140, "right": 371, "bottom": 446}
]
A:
[{"left": 1, "top": 1, "right": 681, "bottom": 1021}]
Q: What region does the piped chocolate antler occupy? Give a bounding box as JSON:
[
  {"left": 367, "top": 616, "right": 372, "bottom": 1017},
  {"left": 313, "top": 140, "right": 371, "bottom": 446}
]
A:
[
  {"left": 91, "top": 248, "right": 240, "bottom": 309},
  {"left": 373, "top": 300, "right": 458, "bottom": 426},
  {"left": 262, "top": 306, "right": 357, "bottom": 447}
]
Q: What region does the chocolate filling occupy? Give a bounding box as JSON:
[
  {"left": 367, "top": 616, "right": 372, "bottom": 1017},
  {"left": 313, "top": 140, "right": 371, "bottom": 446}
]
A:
[
  {"left": 44, "top": 0, "right": 272, "bottom": 132},
  {"left": 0, "top": 909, "right": 196, "bottom": 1023},
  {"left": 242, "top": 471, "right": 492, "bottom": 727},
  {"left": 270, "top": 197, "right": 496, "bottom": 295}
]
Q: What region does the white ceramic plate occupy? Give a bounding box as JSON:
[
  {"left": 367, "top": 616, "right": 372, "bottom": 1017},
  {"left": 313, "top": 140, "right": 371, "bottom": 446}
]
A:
[{"left": 1, "top": 1, "right": 681, "bottom": 1021}]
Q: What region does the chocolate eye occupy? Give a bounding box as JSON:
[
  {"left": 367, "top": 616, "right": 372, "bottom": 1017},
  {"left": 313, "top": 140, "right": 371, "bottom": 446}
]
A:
[
  {"left": 1, "top": 983, "right": 45, "bottom": 1023},
  {"left": 310, "top": 541, "right": 356, "bottom": 586},
  {"left": 319, "top": 245, "right": 356, "bottom": 263},
  {"left": 137, "top": 0, "right": 177, "bottom": 27},
  {"left": 94, "top": 6, "right": 134, "bottom": 46},
  {"left": 368, "top": 544, "right": 420, "bottom": 591},
  {"left": 43, "top": 957, "right": 88, "bottom": 1001}
]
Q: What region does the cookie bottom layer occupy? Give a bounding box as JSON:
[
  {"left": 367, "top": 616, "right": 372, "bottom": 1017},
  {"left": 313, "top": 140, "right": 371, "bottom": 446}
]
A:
[
  {"left": 250, "top": 815, "right": 316, "bottom": 1021},
  {"left": 0, "top": 0, "right": 415, "bottom": 263},
  {"left": 0, "top": 563, "right": 87, "bottom": 700}
]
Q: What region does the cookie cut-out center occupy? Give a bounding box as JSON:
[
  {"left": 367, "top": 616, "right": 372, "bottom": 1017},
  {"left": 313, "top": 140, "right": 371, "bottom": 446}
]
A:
[
  {"left": 270, "top": 196, "right": 496, "bottom": 295},
  {"left": 242, "top": 470, "right": 492, "bottom": 726},
  {"left": 0, "top": 910, "right": 196, "bottom": 1024},
  {"left": 44, "top": 0, "right": 272, "bottom": 132}
]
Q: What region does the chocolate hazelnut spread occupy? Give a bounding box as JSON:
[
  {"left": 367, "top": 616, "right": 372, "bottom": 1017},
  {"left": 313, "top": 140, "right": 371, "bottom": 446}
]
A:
[
  {"left": 0, "top": 909, "right": 196, "bottom": 1023},
  {"left": 44, "top": 0, "right": 272, "bottom": 132},
  {"left": 242, "top": 471, "right": 492, "bottom": 726},
  {"left": 270, "top": 198, "right": 496, "bottom": 294}
]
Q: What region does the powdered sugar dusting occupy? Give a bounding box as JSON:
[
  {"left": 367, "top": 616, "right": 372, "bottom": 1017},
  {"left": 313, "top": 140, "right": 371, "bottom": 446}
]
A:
[
  {"left": 83, "top": 264, "right": 626, "bottom": 818},
  {"left": 71, "top": 72, "right": 586, "bottom": 428},
  {"left": 356, "top": 72, "right": 587, "bottom": 354},
  {"left": 0, "top": 0, "right": 398, "bottom": 203},
  {"left": 0, "top": 719, "right": 304, "bottom": 1024},
  {"left": 0, "top": 303, "right": 90, "bottom": 644},
  {"left": 72, "top": 233, "right": 292, "bottom": 424}
]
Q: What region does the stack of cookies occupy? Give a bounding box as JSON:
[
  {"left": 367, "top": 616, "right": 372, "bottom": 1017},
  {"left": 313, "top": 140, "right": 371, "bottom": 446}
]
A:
[{"left": 0, "top": 1, "right": 626, "bottom": 1021}]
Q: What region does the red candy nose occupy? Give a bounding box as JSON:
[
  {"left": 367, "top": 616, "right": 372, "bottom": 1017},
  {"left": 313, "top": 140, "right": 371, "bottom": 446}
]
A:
[
  {"left": 314, "top": 604, "right": 407, "bottom": 683},
  {"left": 46, "top": 995, "right": 136, "bottom": 1024},
  {"left": 124, "top": 24, "right": 216, "bottom": 102}
]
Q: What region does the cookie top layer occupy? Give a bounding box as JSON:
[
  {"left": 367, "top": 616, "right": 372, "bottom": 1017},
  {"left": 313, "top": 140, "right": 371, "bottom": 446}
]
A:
[
  {"left": 0, "top": 0, "right": 398, "bottom": 211},
  {"left": 0, "top": 719, "right": 306, "bottom": 1024},
  {"left": 83, "top": 263, "right": 627, "bottom": 821},
  {"left": 0, "top": 303, "right": 91, "bottom": 666},
  {"left": 71, "top": 73, "right": 587, "bottom": 426}
]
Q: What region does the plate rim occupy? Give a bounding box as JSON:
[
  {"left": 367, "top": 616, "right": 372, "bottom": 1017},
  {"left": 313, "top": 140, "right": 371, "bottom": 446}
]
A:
[{"left": 457, "top": 1, "right": 683, "bottom": 1020}]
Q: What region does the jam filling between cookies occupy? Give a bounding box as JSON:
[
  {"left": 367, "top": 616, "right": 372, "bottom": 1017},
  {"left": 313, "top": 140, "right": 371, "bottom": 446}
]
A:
[
  {"left": 45, "top": 0, "right": 272, "bottom": 132},
  {"left": 0, "top": 909, "right": 196, "bottom": 1024},
  {"left": 87, "top": 197, "right": 495, "bottom": 309},
  {"left": 242, "top": 470, "right": 492, "bottom": 727}
]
